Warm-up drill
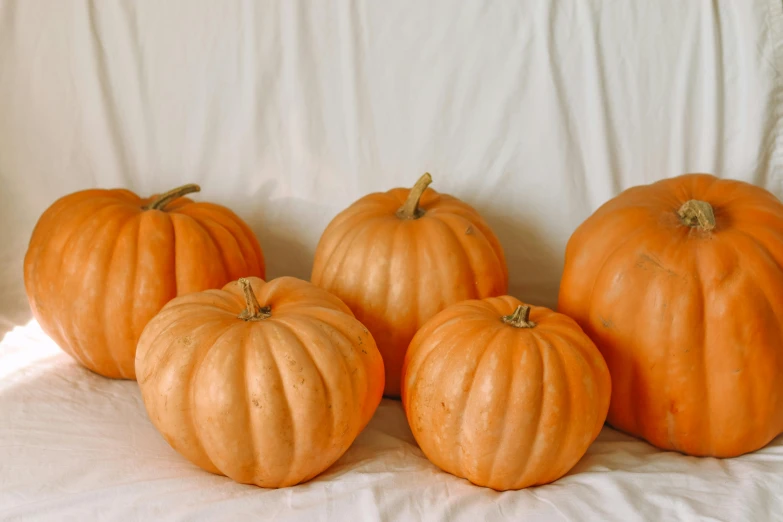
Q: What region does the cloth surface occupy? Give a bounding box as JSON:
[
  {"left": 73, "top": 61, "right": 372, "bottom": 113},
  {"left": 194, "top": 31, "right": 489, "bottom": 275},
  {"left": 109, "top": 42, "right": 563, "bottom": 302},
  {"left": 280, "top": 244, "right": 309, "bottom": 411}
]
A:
[
  {"left": 1, "top": 0, "right": 783, "bottom": 520},
  {"left": 1, "top": 322, "right": 783, "bottom": 521}
]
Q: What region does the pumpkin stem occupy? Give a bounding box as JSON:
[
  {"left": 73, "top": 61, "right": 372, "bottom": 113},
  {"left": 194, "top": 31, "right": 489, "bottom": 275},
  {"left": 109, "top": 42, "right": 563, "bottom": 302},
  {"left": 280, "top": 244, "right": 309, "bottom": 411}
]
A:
[
  {"left": 143, "top": 183, "right": 201, "bottom": 211},
  {"left": 237, "top": 278, "right": 271, "bottom": 321},
  {"left": 396, "top": 173, "right": 433, "bottom": 220},
  {"left": 502, "top": 305, "right": 536, "bottom": 328},
  {"left": 677, "top": 200, "right": 715, "bottom": 231}
]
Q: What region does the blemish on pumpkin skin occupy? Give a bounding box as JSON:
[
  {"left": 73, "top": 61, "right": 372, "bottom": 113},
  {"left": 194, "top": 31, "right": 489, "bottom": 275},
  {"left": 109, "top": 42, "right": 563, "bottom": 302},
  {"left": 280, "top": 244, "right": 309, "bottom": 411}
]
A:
[
  {"left": 636, "top": 253, "right": 678, "bottom": 277},
  {"left": 465, "top": 226, "right": 474, "bottom": 235},
  {"left": 599, "top": 316, "right": 613, "bottom": 328}
]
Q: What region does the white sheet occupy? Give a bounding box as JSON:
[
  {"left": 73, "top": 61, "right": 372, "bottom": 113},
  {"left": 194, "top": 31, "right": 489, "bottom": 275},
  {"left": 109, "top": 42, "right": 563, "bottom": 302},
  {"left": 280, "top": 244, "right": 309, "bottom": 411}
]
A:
[
  {"left": 2, "top": 322, "right": 782, "bottom": 521},
  {"left": 1, "top": 0, "right": 783, "bottom": 520}
]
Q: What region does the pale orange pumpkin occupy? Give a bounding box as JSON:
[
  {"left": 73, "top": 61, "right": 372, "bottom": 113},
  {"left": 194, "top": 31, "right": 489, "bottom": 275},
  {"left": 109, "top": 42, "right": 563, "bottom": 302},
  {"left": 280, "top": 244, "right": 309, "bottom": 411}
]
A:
[
  {"left": 311, "top": 173, "right": 508, "bottom": 397},
  {"left": 24, "top": 184, "right": 265, "bottom": 379},
  {"left": 558, "top": 173, "right": 783, "bottom": 457},
  {"left": 402, "top": 296, "right": 611, "bottom": 491},
  {"left": 135, "top": 276, "right": 384, "bottom": 488}
]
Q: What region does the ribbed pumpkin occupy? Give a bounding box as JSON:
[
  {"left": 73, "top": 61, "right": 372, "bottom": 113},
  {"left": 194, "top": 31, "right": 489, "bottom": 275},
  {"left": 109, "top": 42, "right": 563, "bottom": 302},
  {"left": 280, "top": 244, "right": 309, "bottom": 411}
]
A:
[
  {"left": 402, "top": 296, "right": 611, "bottom": 490},
  {"left": 311, "top": 173, "right": 508, "bottom": 397},
  {"left": 135, "top": 276, "right": 384, "bottom": 488},
  {"left": 24, "top": 184, "right": 265, "bottom": 379},
  {"left": 558, "top": 173, "right": 783, "bottom": 457}
]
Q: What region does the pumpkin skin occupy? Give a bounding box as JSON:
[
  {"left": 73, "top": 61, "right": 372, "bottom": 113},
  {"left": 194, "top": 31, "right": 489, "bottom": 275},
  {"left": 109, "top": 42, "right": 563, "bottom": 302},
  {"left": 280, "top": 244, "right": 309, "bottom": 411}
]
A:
[
  {"left": 311, "top": 174, "right": 508, "bottom": 397},
  {"left": 135, "top": 276, "right": 384, "bottom": 488},
  {"left": 24, "top": 184, "right": 265, "bottom": 380},
  {"left": 401, "top": 296, "right": 611, "bottom": 491},
  {"left": 558, "top": 173, "right": 783, "bottom": 457}
]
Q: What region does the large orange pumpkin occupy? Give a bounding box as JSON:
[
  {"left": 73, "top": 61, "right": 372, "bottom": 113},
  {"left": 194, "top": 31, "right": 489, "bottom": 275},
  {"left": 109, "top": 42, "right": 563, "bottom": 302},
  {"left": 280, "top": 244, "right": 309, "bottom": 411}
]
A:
[
  {"left": 311, "top": 173, "right": 508, "bottom": 397},
  {"left": 135, "top": 276, "right": 384, "bottom": 488},
  {"left": 401, "top": 296, "right": 611, "bottom": 490},
  {"left": 24, "top": 184, "right": 265, "bottom": 379},
  {"left": 558, "top": 173, "right": 783, "bottom": 457}
]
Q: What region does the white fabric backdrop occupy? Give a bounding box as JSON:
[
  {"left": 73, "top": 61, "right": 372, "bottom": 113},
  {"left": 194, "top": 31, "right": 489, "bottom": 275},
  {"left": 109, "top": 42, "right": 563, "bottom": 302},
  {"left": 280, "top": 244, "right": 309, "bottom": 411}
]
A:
[{"left": 1, "top": 1, "right": 783, "bottom": 520}]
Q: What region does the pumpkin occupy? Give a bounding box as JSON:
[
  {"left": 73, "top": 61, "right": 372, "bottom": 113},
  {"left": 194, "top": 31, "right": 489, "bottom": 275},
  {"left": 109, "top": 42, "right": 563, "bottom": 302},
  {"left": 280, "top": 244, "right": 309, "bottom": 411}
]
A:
[
  {"left": 135, "top": 276, "right": 384, "bottom": 488},
  {"left": 558, "top": 173, "right": 783, "bottom": 457},
  {"left": 24, "top": 184, "right": 265, "bottom": 379},
  {"left": 311, "top": 173, "right": 508, "bottom": 397},
  {"left": 401, "top": 296, "right": 611, "bottom": 490}
]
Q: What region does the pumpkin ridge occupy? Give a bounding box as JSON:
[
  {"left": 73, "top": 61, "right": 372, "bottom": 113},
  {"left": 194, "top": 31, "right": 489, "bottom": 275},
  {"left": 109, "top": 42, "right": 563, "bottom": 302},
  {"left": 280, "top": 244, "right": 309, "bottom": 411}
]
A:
[
  {"left": 117, "top": 216, "right": 144, "bottom": 360},
  {"left": 239, "top": 327, "right": 259, "bottom": 484},
  {"left": 409, "top": 224, "right": 423, "bottom": 337},
  {"left": 138, "top": 314, "right": 227, "bottom": 384},
  {"left": 455, "top": 326, "right": 507, "bottom": 477},
  {"left": 187, "top": 214, "right": 233, "bottom": 284},
  {"left": 187, "top": 322, "right": 244, "bottom": 475},
  {"left": 320, "top": 219, "right": 378, "bottom": 289},
  {"left": 274, "top": 318, "right": 336, "bottom": 453},
  {"left": 584, "top": 223, "right": 651, "bottom": 330},
  {"left": 439, "top": 212, "right": 507, "bottom": 288},
  {"left": 183, "top": 206, "right": 265, "bottom": 277},
  {"left": 545, "top": 327, "right": 609, "bottom": 420},
  {"left": 484, "top": 329, "right": 517, "bottom": 487},
  {"left": 626, "top": 231, "right": 688, "bottom": 448},
  {"left": 102, "top": 210, "right": 142, "bottom": 378},
  {"left": 426, "top": 216, "right": 479, "bottom": 303},
  {"left": 24, "top": 193, "right": 96, "bottom": 291},
  {"left": 64, "top": 204, "right": 136, "bottom": 372},
  {"left": 299, "top": 311, "right": 362, "bottom": 417},
  {"left": 692, "top": 237, "right": 711, "bottom": 456},
  {"left": 543, "top": 334, "right": 576, "bottom": 483},
  {"left": 427, "top": 206, "right": 507, "bottom": 275},
  {"left": 403, "top": 313, "right": 480, "bottom": 404},
  {"left": 378, "top": 219, "right": 402, "bottom": 326},
  {"left": 135, "top": 308, "right": 201, "bottom": 376},
  {"left": 411, "top": 314, "right": 492, "bottom": 407},
  {"left": 417, "top": 318, "right": 492, "bottom": 471},
  {"left": 717, "top": 229, "right": 783, "bottom": 444},
  {"left": 262, "top": 321, "right": 301, "bottom": 484},
  {"left": 35, "top": 199, "right": 124, "bottom": 360},
  {"left": 136, "top": 210, "right": 178, "bottom": 333},
  {"left": 174, "top": 212, "right": 230, "bottom": 289},
  {"left": 515, "top": 332, "right": 547, "bottom": 484}
]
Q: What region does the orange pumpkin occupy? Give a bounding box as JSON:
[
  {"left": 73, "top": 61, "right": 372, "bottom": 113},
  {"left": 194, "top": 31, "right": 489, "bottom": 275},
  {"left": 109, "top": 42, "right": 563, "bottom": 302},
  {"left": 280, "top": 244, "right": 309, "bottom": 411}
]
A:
[
  {"left": 135, "top": 276, "right": 384, "bottom": 488},
  {"left": 311, "top": 173, "right": 508, "bottom": 397},
  {"left": 24, "top": 184, "right": 265, "bottom": 379},
  {"left": 402, "top": 296, "right": 611, "bottom": 490},
  {"left": 558, "top": 173, "right": 783, "bottom": 457}
]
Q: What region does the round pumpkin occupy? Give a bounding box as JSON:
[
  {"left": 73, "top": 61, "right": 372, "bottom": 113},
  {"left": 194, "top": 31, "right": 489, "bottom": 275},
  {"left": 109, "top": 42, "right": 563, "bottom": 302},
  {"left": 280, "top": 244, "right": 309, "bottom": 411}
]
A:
[
  {"left": 24, "top": 184, "right": 265, "bottom": 379},
  {"left": 401, "top": 296, "right": 611, "bottom": 490},
  {"left": 558, "top": 173, "right": 783, "bottom": 457},
  {"left": 311, "top": 173, "right": 508, "bottom": 397},
  {"left": 135, "top": 276, "right": 384, "bottom": 488}
]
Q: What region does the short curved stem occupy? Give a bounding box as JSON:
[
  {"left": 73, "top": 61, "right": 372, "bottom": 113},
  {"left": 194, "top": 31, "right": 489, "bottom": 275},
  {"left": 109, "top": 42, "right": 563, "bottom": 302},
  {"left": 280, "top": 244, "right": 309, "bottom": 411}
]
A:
[
  {"left": 237, "top": 278, "right": 271, "bottom": 321},
  {"left": 502, "top": 305, "right": 536, "bottom": 328},
  {"left": 143, "top": 183, "right": 201, "bottom": 211},
  {"left": 396, "top": 173, "right": 433, "bottom": 219}
]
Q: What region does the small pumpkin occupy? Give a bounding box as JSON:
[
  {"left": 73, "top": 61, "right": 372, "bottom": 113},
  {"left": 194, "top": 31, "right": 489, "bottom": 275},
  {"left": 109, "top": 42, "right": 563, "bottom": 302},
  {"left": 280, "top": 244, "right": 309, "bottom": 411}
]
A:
[
  {"left": 558, "top": 173, "right": 783, "bottom": 457},
  {"left": 402, "top": 296, "right": 610, "bottom": 490},
  {"left": 24, "top": 184, "right": 265, "bottom": 379},
  {"left": 311, "top": 173, "right": 508, "bottom": 397},
  {"left": 135, "top": 276, "right": 384, "bottom": 488}
]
